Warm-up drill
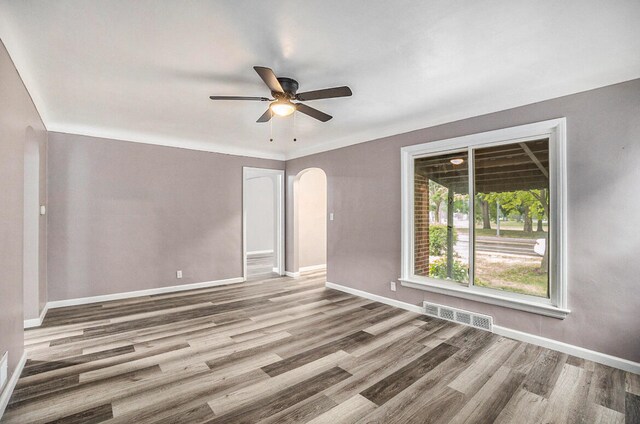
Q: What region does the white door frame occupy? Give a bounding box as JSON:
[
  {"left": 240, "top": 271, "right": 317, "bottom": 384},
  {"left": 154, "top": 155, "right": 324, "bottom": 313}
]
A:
[
  {"left": 23, "top": 127, "right": 41, "bottom": 325},
  {"left": 243, "top": 167, "right": 285, "bottom": 279}
]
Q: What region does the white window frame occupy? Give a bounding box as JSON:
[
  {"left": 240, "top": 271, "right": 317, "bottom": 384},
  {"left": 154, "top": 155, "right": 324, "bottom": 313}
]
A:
[{"left": 400, "top": 118, "right": 569, "bottom": 319}]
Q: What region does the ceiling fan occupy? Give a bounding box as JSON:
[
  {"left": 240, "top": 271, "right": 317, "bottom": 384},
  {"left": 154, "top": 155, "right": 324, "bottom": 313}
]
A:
[{"left": 209, "top": 66, "right": 352, "bottom": 123}]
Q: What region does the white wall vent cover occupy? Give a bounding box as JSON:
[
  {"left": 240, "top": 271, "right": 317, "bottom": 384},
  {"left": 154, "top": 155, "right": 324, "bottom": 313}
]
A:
[
  {"left": 0, "top": 352, "right": 7, "bottom": 391},
  {"left": 424, "top": 303, "right": 439, "bottom": 316},
  {"left": 423, "top": 301, "right": 493, "bottom": 331}
]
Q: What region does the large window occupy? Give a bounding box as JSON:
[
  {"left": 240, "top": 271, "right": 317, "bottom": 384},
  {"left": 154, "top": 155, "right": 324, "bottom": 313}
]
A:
[{"left": 401, "top": 119, "right": 568, "bottom": 318}]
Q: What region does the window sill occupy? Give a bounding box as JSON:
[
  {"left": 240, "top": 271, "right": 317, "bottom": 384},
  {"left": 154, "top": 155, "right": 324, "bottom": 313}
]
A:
[{"left": 399, "top": 278, "right": 570, "bottom": 319}]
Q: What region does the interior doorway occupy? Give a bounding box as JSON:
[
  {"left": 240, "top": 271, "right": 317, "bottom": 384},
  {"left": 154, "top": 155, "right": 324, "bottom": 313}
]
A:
[
  {"left": 243, "top": 167, "right": 285, "bottom": 279},
  {"left": 293, "top": 168, "right": 327, "bottom": 275}
]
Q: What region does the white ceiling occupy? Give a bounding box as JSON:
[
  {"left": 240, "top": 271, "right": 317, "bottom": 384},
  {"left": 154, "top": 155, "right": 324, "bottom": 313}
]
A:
[{"left": 1, "top": 1, "right": 639, "bottom": 160}]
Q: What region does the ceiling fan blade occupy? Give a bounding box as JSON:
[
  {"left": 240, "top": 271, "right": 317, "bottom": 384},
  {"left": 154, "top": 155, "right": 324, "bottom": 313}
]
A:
[
  {"left": 209, "top": 96, "right": 270, "bottom": 101},
  {"left": 254, "top": 66, "right": 284, "bottom": 93},
  {"left": 295, "top": 103, "right": 332, "bottom": 122},
  {"left": 296, "top": 86, "right": 352, "bottom": 101},
  {"left": 256, "top": 109, "right": 273, "bottom": 123}
]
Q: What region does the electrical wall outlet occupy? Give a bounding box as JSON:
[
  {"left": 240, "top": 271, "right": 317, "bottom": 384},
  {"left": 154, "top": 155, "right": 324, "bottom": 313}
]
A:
[
  {"left": 329, "top": 212, "right": 334, "bottom": 221},
  {"left": 390, "top": 281, "right": 397, "bottom": 292},
  {"left": 176, "top": 270, "right": 182, "bottom": 279},
  {"left": 1, "top": 352, "right": 8, "bottom": 391}
]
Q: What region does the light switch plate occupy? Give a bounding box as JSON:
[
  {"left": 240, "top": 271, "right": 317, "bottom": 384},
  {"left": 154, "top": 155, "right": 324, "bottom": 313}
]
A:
[
  {"left": 40, "top": 205, "right": 46, "bottom": 215},
  {"left": 329, "top": 213, "right": 334, "bottom": 221}
]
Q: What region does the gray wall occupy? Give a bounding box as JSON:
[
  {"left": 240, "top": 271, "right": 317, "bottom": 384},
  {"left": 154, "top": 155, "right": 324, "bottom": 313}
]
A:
[
  {"left": 0, "top": 39, "right": 47, "bottom": 375},
  {"left": 47, "top": 132, "right": 283, "bottom": 301},
  {"left": 245, "top": 175, "right": 275, "bottom": 254},
  {"left": 286, "top": 78, "right": 640, "bottom": 363},
  {"left": 297, "top": 168, "right": 327, "bottom": 268}
]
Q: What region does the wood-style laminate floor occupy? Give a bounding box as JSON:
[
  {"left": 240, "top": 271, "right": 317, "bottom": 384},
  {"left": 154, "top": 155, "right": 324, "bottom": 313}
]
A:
[
  {"left": 3, "top": 271, "right": 639, "bottom": 424},
  {"left": 246, "top": 252, "right": 278, "bottom": 278}
]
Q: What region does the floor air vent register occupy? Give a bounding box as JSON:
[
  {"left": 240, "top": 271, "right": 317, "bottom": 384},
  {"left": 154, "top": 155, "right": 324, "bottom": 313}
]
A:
[{"left": 423, "top": 301, "right": 493, "bottom": 331}]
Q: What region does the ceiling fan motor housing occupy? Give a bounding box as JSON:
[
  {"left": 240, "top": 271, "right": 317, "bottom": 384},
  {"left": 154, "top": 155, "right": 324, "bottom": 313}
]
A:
[{"left": 274, "top": 77, "right": 299, "bottom": 99}]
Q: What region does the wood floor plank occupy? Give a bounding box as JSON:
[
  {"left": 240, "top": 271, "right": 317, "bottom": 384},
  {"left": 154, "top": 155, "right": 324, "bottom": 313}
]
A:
[
  {"left": 47, "top": 404, "right": 113, "bottom": 424},
  {"left": 626, "top": 392, "right": 640, "bottom": 424},
  {"left": 3, "top": 365, "right": 194, "bottom": 423},
  {"left": 394, "top": 385, "right": 466, "bottom": 424},
  {"left": 109, "top": 368, "right": 269, "bottom": 422},
  {"left": 261, "top": 330, "right": 373, "bottom": 377},
  {"left": 591, "top": 404, "right": 626, "bottom": 424},
  {"left": 502, "top": 340, "right": 543, "bottom": 374},
  {"left": 207, "top": 350, "right": 351, "bottom": 417},
  {"left": 362, "top": 311, "right": 422, "bottom": 335},
  {"left": 3, "top": 270, "right": 634, "bottom": 424},
  {"left": 9, "top": 374, "right": 80, "bottom": 405},
  {"left": 449, "top": 366, "right": 526, "bottom": 424},
  {"left": 448, "top": 336, "right": 519, "bottom": 395},
  {"left": 206, "top": 367, "right": 351, "bottom": 424},
  {"left": 521, "top": 348, "right": 567, "bottom": 398},
  {"left": 539, "top": 363, "right": 593, "bottom": 424},
  {"left": 627, "top": 372, "right": 640, "bottom": 396},
  {"left": 493, "top": 388, "right": 548, "bottom": 424},
  {"left": 305, "top": 394, "right": 376, "bottom": 424},
  {"left": 591, "top": 363, "right": 627, "bottom": 413},
  {"left": 360, "top": 342, "right": 459, "bottom": 406},
  {"left": 255, "top": 393, "right": 337, "bottom": 424},
  {"left": 327, "top": 330, "right": 428, "bottom": 403},
  {"left": 21, "top": 345, "right": 136, "bottom": 378},
  {"left": 354, "top": 354, "right": 470, "bottom": 423},
  {"left": 147, "top": 403, "right": 215, "bottom": 424}
]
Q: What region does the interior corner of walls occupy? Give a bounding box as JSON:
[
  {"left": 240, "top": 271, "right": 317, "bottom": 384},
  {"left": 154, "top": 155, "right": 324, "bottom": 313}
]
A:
[
  {"left": 0, "top": 351, "right": 27, "bottom": 419},
  {"left": 325, "top": 281, "right": 424, "bottom": 314},
  {"left": 24, "top": 302, "right": 49, "bottom": 329}
]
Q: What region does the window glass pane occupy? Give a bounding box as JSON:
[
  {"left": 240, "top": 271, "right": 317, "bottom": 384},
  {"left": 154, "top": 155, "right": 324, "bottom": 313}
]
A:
[
  {"left": 414, "top": 151, "right": 469, "bottom": 284},
  {"left": 472, "top": 139, "right": 550, "bottom": 297}
]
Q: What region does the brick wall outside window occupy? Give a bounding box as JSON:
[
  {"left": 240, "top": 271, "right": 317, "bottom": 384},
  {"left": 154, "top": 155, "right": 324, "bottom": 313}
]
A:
[{"left": 414, "top": 172, "right": 429, "bottom": 276}]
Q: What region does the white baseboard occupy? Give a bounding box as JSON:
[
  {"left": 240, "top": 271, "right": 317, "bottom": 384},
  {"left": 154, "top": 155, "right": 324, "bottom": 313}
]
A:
[
  {"left": 325, "top": 281, "right": 640, "bottom": 374},
  {"left": 285, "top": 265, "right": 326, "bottom": 278},
  {"left": 299, "top": 264, "right": 327, "bottom": 272},
  {"left": 0, "top": 352, "right": 27, "bottom": 420},
  {"left": 325, "top": 282, "right": 423, "bottom": 314},
  {"left": 247, "top": 250, "right": 274, "bottom": 256},
  {"left": 493, "top": 325, "right": 640, "bottom": 375},
  {"left": 23, "top": 303, "right": 49, "bottom": 329},
  {"left": 47, "top": 277, "right": 245, "bottom": 309}
]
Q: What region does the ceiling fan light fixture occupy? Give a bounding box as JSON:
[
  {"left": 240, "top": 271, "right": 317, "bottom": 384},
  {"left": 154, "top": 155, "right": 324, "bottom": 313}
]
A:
[
  {"left": 270, "top": 100, "right": 296, "bottom": 117},
  {"left": 450, "top": 157, "right": 464, "bottom": 165}
]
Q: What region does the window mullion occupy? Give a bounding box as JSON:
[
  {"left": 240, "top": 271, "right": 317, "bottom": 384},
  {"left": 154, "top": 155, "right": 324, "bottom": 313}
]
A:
[{"left": 468, "top": 146, "right": 474, "bottom": 288}]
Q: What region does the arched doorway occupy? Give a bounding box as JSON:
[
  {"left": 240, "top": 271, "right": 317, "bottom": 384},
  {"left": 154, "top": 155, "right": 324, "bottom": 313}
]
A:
[{"left": 292, "top": 168, "right": 327, "bottom": 275}]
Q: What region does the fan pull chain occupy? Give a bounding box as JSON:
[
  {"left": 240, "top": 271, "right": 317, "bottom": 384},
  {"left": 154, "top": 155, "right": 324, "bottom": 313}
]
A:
[
  {"left": 293, "top": 111, "right": 297, "bottom": 142},
  {"left": 269, "top": 112, "right": 273, "bottom": 142}
]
